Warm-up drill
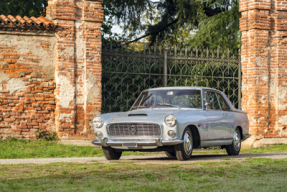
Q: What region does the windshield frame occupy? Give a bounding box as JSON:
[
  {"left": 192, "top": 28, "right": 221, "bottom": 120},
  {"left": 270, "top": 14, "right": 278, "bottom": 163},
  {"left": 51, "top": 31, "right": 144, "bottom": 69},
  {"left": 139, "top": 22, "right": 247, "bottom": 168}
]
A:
[{"left": 129, "top": 89, "right": 203, "bottom": 111}]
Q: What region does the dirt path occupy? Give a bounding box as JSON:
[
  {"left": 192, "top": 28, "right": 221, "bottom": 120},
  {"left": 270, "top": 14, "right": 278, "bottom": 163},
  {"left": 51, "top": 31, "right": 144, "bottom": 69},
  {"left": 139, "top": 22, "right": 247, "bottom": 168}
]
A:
[{"left": 1, "top": 153, "right": 287, "bottom": 165}]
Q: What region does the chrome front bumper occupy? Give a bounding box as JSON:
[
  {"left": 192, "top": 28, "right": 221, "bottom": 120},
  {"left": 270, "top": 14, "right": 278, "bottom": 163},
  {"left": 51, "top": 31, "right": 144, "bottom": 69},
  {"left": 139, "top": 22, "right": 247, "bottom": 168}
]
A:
[{"left": 92, "top": 138, "right": 183, "bottom": 147}]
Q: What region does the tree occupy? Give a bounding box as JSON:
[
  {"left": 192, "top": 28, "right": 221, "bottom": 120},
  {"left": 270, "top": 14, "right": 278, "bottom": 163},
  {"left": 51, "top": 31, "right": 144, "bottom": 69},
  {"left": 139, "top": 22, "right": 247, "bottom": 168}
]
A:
[
  {"left": 102, "top": 1, "right": 122, "bottom": 42},
  {"left": 0, "top": 0, "right": 240, "bottom": 53},
  {"left": 0, "top": 0, "right": 47, "bottom": 17},
  {"left": 104, "top": 0, "right": 240, "bottom": 54}
]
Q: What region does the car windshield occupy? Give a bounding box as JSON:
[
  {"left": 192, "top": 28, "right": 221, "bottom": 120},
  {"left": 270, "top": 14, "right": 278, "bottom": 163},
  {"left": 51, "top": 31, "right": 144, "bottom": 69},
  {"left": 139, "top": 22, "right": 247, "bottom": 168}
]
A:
[{"left": 131, "top": 89, "right": 202, "bottom": 110}]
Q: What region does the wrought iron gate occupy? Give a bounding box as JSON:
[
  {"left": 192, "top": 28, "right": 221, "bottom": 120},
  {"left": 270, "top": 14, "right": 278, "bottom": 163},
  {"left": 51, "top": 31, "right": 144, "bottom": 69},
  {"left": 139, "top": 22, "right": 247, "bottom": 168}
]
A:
[{"left": 102, "top": 42, "right": 241, "bottom": 113}]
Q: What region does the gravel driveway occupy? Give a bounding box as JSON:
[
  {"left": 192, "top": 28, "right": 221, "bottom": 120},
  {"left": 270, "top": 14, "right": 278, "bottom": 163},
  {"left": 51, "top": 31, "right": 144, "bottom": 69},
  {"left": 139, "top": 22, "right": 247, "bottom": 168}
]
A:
[{"left": 1, "top": 153, "right": 287, "bottom": 165}]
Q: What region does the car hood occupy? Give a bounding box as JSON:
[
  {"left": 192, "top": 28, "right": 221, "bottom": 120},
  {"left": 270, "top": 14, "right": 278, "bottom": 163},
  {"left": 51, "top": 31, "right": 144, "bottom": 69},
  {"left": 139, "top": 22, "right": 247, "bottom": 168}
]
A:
[{"left": 100, "top": 108, "right": 201, "bottom": 124}]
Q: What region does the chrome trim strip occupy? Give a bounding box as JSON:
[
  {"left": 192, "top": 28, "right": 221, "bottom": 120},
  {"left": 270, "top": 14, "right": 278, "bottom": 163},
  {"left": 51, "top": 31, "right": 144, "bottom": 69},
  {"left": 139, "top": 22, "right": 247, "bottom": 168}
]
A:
[
  {"left": 92, "top": 139, "right": 183, "bottom": 147},
  {"left": 201, "top": 138, "right": 233, "bottom": 141},
  {"left": 230, "top": 110, "right": 246, "bottom": 114},
  {"left": 161, "top": 140, "right": 184, "bottom": 145},
  {"left": 201, "top": 140, "right": 232, "bottom": 147}
]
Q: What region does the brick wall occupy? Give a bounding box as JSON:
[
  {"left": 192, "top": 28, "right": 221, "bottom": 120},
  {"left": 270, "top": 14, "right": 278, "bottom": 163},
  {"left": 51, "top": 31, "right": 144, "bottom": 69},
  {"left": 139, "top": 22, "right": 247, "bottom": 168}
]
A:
[
  {"left": 0, "top": 33, "right": 56, "bottom": 139},
  {"left": 0, "top": 0, "right": 103, "bottom": 140},
  {"left": 47, "top": 0, "right": 103, "bottom": 140},
  {"left": 240, "top": 0, "right": 287, "bottom": 138}
]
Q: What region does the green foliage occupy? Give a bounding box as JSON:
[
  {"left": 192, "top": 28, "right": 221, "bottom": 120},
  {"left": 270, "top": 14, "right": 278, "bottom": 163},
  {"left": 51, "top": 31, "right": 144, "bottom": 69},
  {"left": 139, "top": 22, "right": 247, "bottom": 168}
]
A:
[
  {"left": 36, "top": 130, "right": 59, "bottom": 141},
  {"left": 0, "top": 0, "right": 241, "bottom": 53},
  {"left": 4, "top": 136, "right": 18, "bottom": 142},
  {"left": 102, "top": 42, "right": 240, "bottom": 112},
  {"left": 186, "top": 4, "right": 241, "bottom": 52},
  {"left": 102, "top": 1, "right": 122, "bottom": 41},
  {"left": 167, "top": 62, "right": 240, "bottom": 108},
  {"left": 105, "top": 0, "right": 241, "bottom": 54},
  {"left": 102, "top": 1, "right": 241, "bottom": 112},
  {"left": 0, "top": 0, "right": 47, "bottom": 17},
  {"left": 102, "top": 43, "right": 164, "bottom": 113}
]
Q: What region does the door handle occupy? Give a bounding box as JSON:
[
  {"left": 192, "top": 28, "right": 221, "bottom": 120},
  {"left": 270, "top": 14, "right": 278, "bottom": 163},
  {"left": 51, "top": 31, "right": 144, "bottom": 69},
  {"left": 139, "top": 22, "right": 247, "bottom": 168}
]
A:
[{"left": 223, "top": 113, "right": 227, "bottom": 116}]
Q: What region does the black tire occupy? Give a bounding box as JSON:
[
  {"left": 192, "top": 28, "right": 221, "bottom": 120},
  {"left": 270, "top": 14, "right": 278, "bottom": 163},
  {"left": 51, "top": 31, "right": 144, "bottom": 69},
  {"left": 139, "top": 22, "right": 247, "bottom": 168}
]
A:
[
  {"left": 226, "top": 128, "right": 241, "bottom": 156},
  {"left": 165, "top": 151, "right": 176, "bottom": 157},
  {"left": 102, "top": 146, "right": 122, "bottom": 160},
  {"left": 175, "top": 128, "right": 193, "bottom": 161}
]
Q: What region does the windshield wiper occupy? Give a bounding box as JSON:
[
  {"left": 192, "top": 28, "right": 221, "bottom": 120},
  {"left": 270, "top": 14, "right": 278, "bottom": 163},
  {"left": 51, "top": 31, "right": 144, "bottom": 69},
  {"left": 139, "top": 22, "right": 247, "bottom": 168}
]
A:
[{"left": 156, "top": 103, "right": 179, "bottom": 108}]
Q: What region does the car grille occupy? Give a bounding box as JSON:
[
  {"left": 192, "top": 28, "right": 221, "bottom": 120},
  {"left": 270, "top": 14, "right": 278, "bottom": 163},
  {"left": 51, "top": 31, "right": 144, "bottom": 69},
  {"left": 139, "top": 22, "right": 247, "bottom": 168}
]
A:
[{"left": 107, "top": 123, "right": 161, "bottom": 137}]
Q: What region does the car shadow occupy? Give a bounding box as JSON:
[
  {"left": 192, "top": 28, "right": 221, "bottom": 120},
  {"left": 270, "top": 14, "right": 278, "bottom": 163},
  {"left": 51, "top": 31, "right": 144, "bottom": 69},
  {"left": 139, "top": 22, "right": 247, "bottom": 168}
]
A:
[{"left": 128, "top": 153, "right": 287, "bottom": 161}]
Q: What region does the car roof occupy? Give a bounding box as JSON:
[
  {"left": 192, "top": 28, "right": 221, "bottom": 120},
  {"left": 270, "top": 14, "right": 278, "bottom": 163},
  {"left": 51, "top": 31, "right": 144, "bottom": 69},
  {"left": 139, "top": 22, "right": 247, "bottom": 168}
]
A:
[{"left": 144, "top": 86, "right": 219, "bottom": 92}]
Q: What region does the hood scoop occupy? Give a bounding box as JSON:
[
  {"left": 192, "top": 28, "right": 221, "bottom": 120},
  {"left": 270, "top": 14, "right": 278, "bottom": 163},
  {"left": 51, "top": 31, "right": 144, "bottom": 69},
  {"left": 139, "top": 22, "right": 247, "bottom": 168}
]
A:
[{"left": 128, "top": 113, "right": 148, "bottom": 116}]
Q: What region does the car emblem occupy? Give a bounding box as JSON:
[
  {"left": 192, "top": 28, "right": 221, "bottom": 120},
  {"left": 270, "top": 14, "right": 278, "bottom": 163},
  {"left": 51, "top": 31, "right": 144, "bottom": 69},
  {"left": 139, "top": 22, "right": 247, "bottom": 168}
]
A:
[{"left": 129, "top": 126, "right": 137, "bottom": 135}]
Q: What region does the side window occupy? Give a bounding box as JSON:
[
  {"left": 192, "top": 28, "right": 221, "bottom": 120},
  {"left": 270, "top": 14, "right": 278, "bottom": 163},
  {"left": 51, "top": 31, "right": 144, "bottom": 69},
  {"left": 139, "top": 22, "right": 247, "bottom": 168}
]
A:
[
  {"left": 172, "top": 95, "right": 196, "bottom": 108},
  {"left": 217, "top": 93, "right": 230, "bottom": 110},
  {"left": 204, "top": 91, "right": 220, "bottom": 110}
]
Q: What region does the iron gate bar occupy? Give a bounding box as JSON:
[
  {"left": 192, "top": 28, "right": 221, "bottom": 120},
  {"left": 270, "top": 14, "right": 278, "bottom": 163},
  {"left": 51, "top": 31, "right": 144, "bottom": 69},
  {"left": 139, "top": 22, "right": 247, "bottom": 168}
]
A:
[
  {"left": 103, "top": 72, "right": 163, "bottom": 76},
  {"left": 164, "top": 47, "right": 168, "bottom": 87},
  {"left": 102, "top": 52, "right": 163, "bottom": 59},
  {"left": 102, "top": 42, "right": 241, "bottom": 113},
  {"left": 167, "top": 57, "right": 239, "bottom": 63},
  {"left": 102, "top": 52, "right": 239, "bottom": 62},
  {"left": 166, "top": 75, "right": 238, "bottom": 79}
]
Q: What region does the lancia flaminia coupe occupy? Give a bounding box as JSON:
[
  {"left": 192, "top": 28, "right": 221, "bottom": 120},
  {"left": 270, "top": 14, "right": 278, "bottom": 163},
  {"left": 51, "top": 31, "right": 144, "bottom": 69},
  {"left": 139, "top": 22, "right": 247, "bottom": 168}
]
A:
[{"left": 92, "top": 87, "right": 249, "bottom": 161}]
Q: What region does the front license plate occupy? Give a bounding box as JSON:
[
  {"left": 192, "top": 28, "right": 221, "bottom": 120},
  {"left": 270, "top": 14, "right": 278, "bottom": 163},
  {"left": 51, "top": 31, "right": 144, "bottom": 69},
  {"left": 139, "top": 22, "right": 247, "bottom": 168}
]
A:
[{"left": 122, "top": 143, "right": 137, "bottom": 147}]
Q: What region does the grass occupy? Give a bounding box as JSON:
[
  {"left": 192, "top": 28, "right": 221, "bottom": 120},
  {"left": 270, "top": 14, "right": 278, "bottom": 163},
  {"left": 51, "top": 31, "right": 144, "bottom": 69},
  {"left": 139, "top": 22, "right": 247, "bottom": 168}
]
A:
[
  {"left": 0, "top": 158, "right": 287, "bottom": 191},
  {"left": 0, "top": 139, "right": 161, "bottom": 159},
  {"left": 0, "top": 139, "right": 101, "bottom": 159},
  {"left": 1, "top": 138, "right": 287, "bottom": 159},
  {"left": 193, "top": 144, "right": 287, "bottom": 154}
]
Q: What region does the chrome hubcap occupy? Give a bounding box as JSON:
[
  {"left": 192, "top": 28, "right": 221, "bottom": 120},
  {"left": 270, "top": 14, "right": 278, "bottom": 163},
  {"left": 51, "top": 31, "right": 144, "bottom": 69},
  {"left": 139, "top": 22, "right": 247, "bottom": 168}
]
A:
[
  {"left": 183, "top": 132, "right": 192, "bottom": 155},
  {"left": 233, "top": 130, "right": 241, "bottom": 151}
]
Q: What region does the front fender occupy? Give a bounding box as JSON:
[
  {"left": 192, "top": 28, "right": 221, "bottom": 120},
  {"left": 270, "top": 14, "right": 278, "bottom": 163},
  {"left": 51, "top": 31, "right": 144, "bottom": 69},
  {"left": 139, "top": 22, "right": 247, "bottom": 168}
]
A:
[{"left": 174, "top": 109, "right": 207, "bottom": 141}]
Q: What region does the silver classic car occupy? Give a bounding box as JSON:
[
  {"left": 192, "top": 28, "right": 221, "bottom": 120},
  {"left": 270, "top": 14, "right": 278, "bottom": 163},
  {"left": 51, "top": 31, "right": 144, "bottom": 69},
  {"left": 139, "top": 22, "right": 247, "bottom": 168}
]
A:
[{"left": 92, "top": 87, "right": 249, "bottom": 161}]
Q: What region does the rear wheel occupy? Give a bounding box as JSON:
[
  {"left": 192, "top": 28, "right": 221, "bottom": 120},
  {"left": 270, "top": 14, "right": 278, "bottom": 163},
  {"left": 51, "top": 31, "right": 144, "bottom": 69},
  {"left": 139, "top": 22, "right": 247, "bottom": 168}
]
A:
[
  {"left": 226, "top": 128, "right": 241, "bottom": 156},
  {"left": 165, "top": 151, "right": 176, "bottom": 157},
  {"left": 175, "top": 128, "right": 193, "bottom": 161},
  {"left": 102, "top": 146, "right": 122, "bottom": 160}
]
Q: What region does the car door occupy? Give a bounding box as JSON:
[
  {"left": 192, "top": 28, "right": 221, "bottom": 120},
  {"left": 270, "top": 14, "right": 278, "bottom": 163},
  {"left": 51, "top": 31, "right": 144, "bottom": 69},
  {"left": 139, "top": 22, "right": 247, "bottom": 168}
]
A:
[
  {"left": 203, "top": 90, "right": 230, "bottom": 140},
  {"left": 216, "top": 92, "right": 234, "bottom": 139}
]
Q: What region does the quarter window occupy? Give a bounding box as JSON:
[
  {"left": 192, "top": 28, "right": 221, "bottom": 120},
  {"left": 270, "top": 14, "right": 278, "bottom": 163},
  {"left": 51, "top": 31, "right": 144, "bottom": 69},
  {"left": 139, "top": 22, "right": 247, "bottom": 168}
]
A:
[
  {"left": 217, "top": 93, "right": 230, "bottom": 110},
  {"left": 204, "top": 91, "right": 220, "bottom": 110}
]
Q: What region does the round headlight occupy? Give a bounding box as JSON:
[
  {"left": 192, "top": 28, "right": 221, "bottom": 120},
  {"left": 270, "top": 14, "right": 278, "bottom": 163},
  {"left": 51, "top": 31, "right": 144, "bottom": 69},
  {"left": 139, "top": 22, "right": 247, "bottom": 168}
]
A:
[
  {"left": 165, "top": 115, "right": 177, "bottom": 127},
  {"left": 93, "top": 117, "right": 103, "bottom": 128}
]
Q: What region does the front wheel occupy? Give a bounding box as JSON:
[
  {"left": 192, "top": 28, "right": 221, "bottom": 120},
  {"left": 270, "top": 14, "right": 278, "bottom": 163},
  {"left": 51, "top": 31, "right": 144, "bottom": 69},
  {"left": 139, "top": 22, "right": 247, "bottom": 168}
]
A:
[
  {"left": 226, "top": 128, "right": 241, "bottom": 156},
  {"left": 102, "top": 146, "right": 122, "bottom": 160},
  {"left": 175, "top": 128, "right": 193, "bottom": 161}
]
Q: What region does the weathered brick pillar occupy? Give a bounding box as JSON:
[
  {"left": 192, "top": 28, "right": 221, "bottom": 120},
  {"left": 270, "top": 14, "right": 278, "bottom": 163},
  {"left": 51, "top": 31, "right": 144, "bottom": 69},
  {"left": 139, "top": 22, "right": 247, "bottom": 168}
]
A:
[
  {"left": 240, "top": 0, "right": 287, "bottom": 138},
  {"left": 46, "top": 0, "right": 103, "bottom": 139}
]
